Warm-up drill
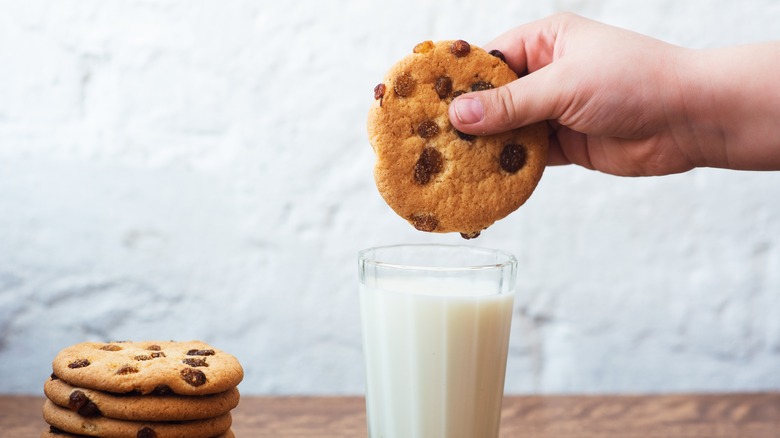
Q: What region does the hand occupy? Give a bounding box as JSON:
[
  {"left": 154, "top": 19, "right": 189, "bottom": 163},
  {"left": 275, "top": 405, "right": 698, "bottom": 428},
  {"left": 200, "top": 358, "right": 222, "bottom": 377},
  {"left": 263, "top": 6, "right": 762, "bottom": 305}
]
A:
[{"left": 448, "top": 13, "right": 780, "bottom": 176}]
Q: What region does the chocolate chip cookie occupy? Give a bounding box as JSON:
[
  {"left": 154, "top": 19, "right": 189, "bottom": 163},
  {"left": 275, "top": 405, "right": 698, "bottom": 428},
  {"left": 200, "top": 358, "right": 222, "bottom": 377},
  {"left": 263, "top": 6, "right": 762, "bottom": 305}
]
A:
[
  {"left": 368, "top": 40, "right": 548, "bottom": 238},
  {"left": 51, "top": 341, "right": 243, "bottom": 396},
  {"left": 41, "top": 426, "right": 235, "bottom": 438},
  {"left": 43, "top": 400, "right": 232, "bottom": 438},
  {"left": 44, "top": 376, "right": 240, "bottom": 421}
]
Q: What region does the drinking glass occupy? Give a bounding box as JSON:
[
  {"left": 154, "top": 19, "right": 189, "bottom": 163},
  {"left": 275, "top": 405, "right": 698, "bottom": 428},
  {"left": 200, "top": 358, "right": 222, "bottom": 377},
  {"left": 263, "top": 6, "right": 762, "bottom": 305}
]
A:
[{"left": 358, "top": 244, "right": 516, "bottom": 438}]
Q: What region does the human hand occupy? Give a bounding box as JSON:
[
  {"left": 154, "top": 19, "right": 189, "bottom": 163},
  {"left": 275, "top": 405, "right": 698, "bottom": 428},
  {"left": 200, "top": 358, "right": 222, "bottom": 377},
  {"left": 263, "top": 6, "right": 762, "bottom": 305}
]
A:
[{"left": 448, "top": 13, "right": 780, "bottom": 175}]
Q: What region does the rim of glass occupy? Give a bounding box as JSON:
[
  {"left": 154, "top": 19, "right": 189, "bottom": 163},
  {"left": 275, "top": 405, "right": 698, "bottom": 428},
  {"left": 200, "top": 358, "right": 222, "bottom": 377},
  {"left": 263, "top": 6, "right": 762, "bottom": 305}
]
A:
[{"left": 358, "top": 243, "right": 516, "bottom": 272}]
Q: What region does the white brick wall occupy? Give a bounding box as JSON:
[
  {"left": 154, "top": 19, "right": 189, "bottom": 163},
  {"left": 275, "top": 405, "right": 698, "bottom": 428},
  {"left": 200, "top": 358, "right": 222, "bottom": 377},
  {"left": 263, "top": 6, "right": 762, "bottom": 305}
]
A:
[{"left": 1, "top": 0, "right": 779, "bottom": 395}]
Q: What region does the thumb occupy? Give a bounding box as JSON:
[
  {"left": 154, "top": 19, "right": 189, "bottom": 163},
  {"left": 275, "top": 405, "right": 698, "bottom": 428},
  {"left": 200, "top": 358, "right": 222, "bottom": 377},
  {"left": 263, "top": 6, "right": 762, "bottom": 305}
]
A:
[{"left": 449, "top": 65, "right": 562, "bottom": 135}]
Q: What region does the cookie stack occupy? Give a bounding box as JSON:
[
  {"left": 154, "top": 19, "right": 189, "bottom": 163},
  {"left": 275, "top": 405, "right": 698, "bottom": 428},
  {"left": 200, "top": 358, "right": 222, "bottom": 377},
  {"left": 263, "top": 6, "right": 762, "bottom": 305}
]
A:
[{"left": 42, "top": 340, "right": 243, "bottom": 438}]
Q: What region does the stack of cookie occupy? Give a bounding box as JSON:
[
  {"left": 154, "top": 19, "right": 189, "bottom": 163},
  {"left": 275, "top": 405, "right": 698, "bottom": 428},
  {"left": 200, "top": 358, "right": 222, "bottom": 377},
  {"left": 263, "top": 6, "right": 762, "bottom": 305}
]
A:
[{"left": 42, "top": 340, "right": 243, "bottom": 438}]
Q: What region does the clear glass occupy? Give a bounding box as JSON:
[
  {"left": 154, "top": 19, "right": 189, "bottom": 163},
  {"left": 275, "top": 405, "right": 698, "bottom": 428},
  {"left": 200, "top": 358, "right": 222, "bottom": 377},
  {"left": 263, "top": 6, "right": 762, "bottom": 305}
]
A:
[{"left": 358, "top": 244, "right": 517, "bottom": 438}]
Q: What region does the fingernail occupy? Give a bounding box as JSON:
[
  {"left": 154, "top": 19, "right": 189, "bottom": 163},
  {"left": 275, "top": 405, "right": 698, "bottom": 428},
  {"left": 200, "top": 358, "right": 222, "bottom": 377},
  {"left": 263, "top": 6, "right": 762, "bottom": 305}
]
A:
[{"left": 453, "top": 97, "right": 484, "bottom": 124}]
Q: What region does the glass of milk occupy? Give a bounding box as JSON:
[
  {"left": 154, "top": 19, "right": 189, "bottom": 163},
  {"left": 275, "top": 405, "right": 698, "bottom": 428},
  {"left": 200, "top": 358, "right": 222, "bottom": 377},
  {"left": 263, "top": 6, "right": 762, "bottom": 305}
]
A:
[{"left": 358, "top": 244, "right": 516, "bottom": 438}]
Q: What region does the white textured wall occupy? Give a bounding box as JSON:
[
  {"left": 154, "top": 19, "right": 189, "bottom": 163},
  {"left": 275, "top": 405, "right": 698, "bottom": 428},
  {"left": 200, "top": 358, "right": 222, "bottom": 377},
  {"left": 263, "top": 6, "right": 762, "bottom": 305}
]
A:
[{"left": 1, "top": 0, "right": 780, "bottom": 395}]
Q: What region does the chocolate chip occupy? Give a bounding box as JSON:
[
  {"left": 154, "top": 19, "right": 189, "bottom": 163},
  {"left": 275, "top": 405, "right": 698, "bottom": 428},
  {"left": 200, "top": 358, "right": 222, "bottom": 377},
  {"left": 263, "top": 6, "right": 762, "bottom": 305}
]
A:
[
  {"left": 137, "top": 426, "right": 157, "bottom": 438},
  {"left": 414, "top": 147, "right": 444, "bottom": 185},
  {"left": 99, "top": 344, "right": 122, "bottom": 351},
  {"left": 116, "top": 365, "right": 139, "bottom": 375},
  {"left": 373, "top": 83, "right": 386, "bottom": 106},
  {"left": 460, "top": 231, "right": 481, "bottom": 240},
  {"left": 452, "top": 90, "right": 467, "bottom": 99},
  {"left": 450, "top": 40, "right": 471, "bottom": 57},
  {"left": 500, "top": 144, "right": 527, "bottom": 173},
  {"left": 393, "top": 73, "right": 415, "bottom": 97},
  {"left": 416, "top": 120, "right": 440, "bottom": 139},
  {"left": 471, "top": 81, "right": 494, "bottom": 92},
  {"left": 455, "top": 129, "right": 476, "bottom": 142},
  {"left": 78, "top": 402, "right": 101, "bottom": 417},
  {"left": 151, "top": 385, "right": 173, "bottom": 396},
  {"left": 186, "top": 349, "right": 216, "bottom": 356},
  {"left": 68, "top": 390, "right": 102, "bottom": 417},
  {"left": 183, "top": 358, "right": 209, "bottom": 367},
  {"left": 434, "top": 76, "right": 452, "bottom": 99},
  {"left": 489, "top": 49, "right": 506, "bottom": 62},
  {"left": 68, "top": 359, "right": 90, "bottom": 369},
  {"left": 409, "top": 214, "right": 439, "bottom": 232},
  {"left": 413, "top": 40, "right": 434, "bottom": 54},
  {"left": 146, "top": 344, "right": 162, "bottom": 351},
  {"left": 68, "top": 390, "right": 88, "bottom": 410},
  {"left": 135, "top": 352, "right": 164, "bottom": 360},
  {"left": 180, "top": 368, "right": 207, "bottom": 387}
]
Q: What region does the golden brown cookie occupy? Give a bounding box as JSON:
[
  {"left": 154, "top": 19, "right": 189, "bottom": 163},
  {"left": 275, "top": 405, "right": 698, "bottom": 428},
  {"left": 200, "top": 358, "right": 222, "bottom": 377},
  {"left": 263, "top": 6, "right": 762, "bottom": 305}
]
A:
[
  {"left": 368, "top": 40, "right": 548, "bottom": 238},
  {"left": 44, "top": 375, "right": 240, "bottom": 421},
  {"left": 41, "top": 426, "right": 235, "bottom": 438},
  {"left": 51, "top": 341, "right": 243, "bottom": 396},
  {"left": 42, "top": 400, "right": 232, "bottom": 438}
]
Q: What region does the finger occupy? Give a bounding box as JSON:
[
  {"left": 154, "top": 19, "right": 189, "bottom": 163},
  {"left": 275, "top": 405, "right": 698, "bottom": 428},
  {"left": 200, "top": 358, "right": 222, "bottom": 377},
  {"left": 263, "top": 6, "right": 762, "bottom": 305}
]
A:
[
  {"left": 555, "top": 125, "right": 595, "bottom": 170},
  {"left": 448, "top": 63, "right": 565, "bottom": 135},
  {"left": 546, "top": 123, "right": 570, "bottom": 166},
  {"left": 483, "top": 13, "right": 579, "bottom": 75}
]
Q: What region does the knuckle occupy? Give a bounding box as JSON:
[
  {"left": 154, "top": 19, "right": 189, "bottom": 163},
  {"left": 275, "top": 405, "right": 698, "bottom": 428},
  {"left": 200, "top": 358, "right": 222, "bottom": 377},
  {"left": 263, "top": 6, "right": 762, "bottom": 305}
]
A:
[{"left": 490, "top": 85, "right": 520, "bottom": 129}]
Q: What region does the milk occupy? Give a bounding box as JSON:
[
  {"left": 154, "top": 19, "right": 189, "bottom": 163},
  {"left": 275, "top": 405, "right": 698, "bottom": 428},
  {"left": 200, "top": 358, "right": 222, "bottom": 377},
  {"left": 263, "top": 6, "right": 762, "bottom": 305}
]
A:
[{"left": 360, "top": 276, "right": 514, "bottom": 438}]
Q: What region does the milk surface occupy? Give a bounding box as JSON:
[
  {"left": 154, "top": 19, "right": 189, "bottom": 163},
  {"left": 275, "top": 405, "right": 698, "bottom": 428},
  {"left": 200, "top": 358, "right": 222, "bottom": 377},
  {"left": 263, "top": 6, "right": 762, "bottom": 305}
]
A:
[{"left": 360, "top": 276, "right": 514, "bottom": 438}]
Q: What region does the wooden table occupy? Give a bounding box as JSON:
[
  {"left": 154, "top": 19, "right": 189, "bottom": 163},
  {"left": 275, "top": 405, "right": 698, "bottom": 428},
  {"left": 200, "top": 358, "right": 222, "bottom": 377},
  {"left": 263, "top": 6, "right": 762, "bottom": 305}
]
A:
[{"left": 3, "top": 393, "right": 779, "bottom": 437}]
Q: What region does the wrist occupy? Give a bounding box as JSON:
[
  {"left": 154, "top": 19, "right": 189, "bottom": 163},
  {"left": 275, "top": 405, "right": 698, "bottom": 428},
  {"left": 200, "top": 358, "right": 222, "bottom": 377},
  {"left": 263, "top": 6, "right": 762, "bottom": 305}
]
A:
[
  {"left": 679, "top": 43, "right": 780, "bottom": 171},
  {"left": 669, "top": 48, "right": 729, "bottom": 169}
]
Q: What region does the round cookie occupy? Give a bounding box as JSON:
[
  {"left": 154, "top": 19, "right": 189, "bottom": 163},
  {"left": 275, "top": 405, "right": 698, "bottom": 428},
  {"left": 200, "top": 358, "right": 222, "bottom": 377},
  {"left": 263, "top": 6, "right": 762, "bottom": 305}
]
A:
[
  {"left": 43, "top": 400, "right": 232, "bottom": 438},
  {"left": 42, "top": 427, "right": 235, "bottom": 438},
  {"left": 367, "top": 40, "right": 548, "bottom": 238},
  {"left": 51, "top": 341, "right": 243, "bottom": 396},
  {"left": 45, "top": 376, "right": 240, "bottom": 421}
]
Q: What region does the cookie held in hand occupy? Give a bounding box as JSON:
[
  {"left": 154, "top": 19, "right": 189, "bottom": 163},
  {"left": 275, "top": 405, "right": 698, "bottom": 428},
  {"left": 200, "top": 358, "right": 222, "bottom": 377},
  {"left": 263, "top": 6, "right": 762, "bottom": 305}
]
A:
[{"left": 368, "top": 40, "right": 548, "bottom": 238}]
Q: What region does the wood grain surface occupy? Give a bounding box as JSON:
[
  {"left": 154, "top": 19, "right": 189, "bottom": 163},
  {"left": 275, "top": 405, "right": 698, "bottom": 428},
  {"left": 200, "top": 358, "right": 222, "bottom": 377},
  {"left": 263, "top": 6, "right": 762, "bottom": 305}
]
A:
[{"left": 3, "top": 393, "right": 779, "bottom": 437}]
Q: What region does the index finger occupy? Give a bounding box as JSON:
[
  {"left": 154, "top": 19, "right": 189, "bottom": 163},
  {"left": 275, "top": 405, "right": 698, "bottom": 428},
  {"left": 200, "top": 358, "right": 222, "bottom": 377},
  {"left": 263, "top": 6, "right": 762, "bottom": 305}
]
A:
[{"left": 483, "top": 13, "right": 573, "bottom": 75}]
